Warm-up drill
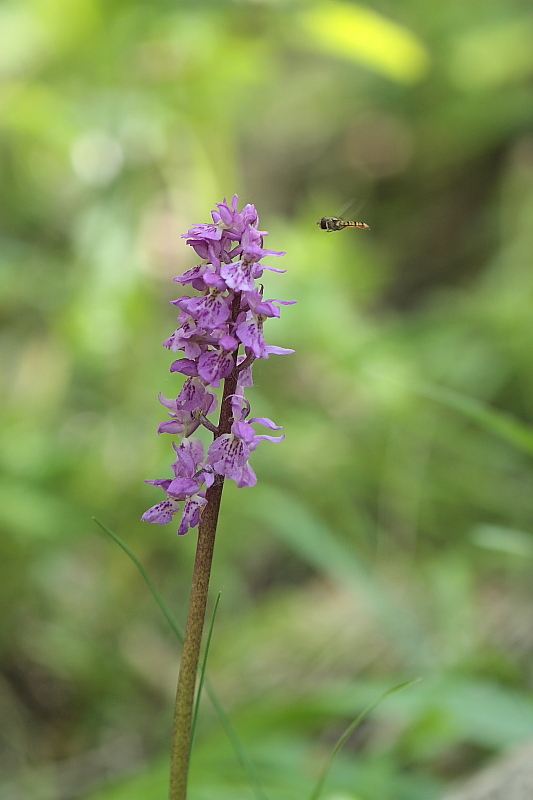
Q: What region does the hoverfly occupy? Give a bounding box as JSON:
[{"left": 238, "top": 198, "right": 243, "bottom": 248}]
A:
[{"left": 316, "top": 216, "right": 370, "bottom": 232}]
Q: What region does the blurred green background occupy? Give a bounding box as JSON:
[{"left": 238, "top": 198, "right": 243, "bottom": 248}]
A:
[{"left": 2, "top": 0, "right": 533, "bottom": 798}]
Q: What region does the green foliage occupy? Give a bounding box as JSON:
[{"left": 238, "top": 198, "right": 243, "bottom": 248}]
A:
[
  {"left": 307, "top": 679, "right": 422, "bottom": 800},
  {"left": 2, "top": 0, "right": 533, "bottom": 798}
]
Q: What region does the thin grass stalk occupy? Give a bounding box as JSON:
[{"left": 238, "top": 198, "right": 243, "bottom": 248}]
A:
[
  {"left": 94, "top": 517, "right": 268, "bottom": 800},
  {"left": 190, "top": 592, "right": 221, "bottom": 754}
]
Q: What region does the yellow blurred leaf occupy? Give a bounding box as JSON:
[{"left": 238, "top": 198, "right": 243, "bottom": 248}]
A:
[{"left": 298, "top": 1, "right": 429, "bottom": 83}]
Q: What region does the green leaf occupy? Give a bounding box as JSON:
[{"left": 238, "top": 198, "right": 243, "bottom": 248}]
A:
[
  {"left": 245, "top": 487, "right": 425, "bottom": 661},
  {"left": 413, "top": 380, "right": 533, "bottom": 456},
  {"left": 471, "top": 524, "right": 533, "bottom": 557}
]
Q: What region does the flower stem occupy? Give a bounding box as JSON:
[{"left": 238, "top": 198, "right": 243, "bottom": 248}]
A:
[
  {"left": 168, "top": 477, "right": 224, "bottom": 800},
  {"left": 168, "top": 323, "right": 240, "bottom": 800}
]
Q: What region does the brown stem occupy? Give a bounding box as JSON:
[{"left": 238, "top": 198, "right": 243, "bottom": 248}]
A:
[{"left": 168, "top": 296, "right": 241, "bottom": 800}]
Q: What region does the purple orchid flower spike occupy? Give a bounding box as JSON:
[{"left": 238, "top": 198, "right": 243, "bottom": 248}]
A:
[{"left": 142, "top": 195, "right": 294, "bottom": 536}]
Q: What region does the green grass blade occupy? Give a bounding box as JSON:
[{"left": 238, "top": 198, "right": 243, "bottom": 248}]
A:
[
  {"left": 190, "top": 591, "right": 221, "bottom": 753},
  {"left": 92, "top": 517, "right": 184, "bottom": 642},
  {"left": 368, "top": 369, "right": 533, "bottom": 456},
  {"left": 413, "top": 380, "right": 533, "bottom": 456},
  {"left": 202, "top": 691, "right": 269, "bottom": 800},
  {"left": 93, "top": 518, "right": 269, "bottom": 800},
  {"left": 308, "top": 678, "right": 421, "bottom": 800},
  {"left": 245, "top": 489, "right": 424, "bottom": 662}
]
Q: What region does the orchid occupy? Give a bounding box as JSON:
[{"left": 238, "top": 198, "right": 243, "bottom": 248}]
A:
[
  {"left": 142, "top": 195, "right": 293, "bottom": 536},
  {"left": 145, "top": 196, "right": 294, "bottom": 800}
]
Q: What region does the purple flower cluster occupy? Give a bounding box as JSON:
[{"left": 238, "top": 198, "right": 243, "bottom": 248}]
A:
[{"left": 142, "top": 195, "right": 294, "bottom": 535}]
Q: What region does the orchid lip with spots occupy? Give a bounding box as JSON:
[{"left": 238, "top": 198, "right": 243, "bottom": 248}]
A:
[{"left": 142, "top": 195, "right": 294, "bottom": 535}]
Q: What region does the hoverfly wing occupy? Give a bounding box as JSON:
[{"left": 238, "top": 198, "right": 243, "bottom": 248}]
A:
[{"left": 336, "top": 198, "right": 358, "bottom": 219}]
